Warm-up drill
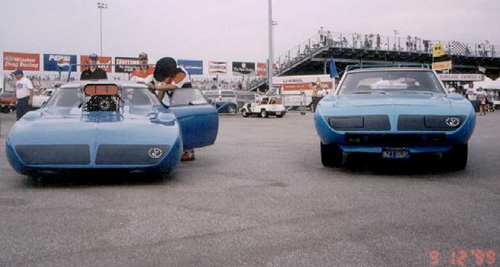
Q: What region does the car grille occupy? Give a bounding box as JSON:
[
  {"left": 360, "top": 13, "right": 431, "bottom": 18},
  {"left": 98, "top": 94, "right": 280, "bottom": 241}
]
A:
[
  {"left": 96, "top": 145, "right": 169, "bottom": 165},
  {"left": 16, "top": 145, "right": 90, "bottom": 165},
  {"left": 344, "top": 134, "right": 447, "bottom": 146}
]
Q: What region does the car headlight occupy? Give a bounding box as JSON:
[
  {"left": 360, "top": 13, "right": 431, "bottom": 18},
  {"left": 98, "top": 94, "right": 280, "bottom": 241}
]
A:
[
  {"left": 424, "top": 116, "right": 464, "bottom": 129},
  {"left": 329, "top": 117, "right": 364, "bottom": 129}
]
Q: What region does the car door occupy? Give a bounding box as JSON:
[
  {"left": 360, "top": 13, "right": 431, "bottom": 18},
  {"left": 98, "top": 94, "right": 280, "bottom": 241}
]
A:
[{"left": 169, "top": 88, "right": 219, "bottom": 150}]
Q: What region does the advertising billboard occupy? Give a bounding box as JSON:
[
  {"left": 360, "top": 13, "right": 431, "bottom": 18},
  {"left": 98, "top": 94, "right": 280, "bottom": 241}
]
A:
[
  {"left": 257, "top": 62, "right": 267, "bottom": 76},
  {"left": 43, "top": 54, "right": 77, "bottom": 72},
  {"left": 178, "top": 59, "right": 203, "bottom": 75},
  {"left": 209, "top": 61, "right": 227, "bottom": 75},
  {"left": 80, "top": 55, "right": 112, "bottom": 72},
  {"left": 232, "top": 61, "right": 255, "bottom": 76},
  {"left": 115, "top": 57, "right": 141, "bottom": 73},
  {"left": 3, "top": 52, "right": 40, "bottom": 71}
]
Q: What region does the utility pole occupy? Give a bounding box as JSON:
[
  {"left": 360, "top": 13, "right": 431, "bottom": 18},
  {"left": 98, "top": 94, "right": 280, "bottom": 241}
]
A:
[{"left": 97, "top": 2, "right": 108, "bottom": 56}]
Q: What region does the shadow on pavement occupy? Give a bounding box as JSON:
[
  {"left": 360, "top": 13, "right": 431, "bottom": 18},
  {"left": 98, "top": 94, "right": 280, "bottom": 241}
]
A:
[{"left": 24, "top": 170, "right": 178, "bottom": 188}]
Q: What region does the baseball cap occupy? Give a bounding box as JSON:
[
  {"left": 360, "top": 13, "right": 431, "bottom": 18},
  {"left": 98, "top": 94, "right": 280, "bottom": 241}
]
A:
[
  {"left": 89, "top": 53, "right": 98, "bottom": 60},
  {"left": 139, "top": 52, "right": 148, "bottom": 59},
  {"left": 11, "top": 69, "right": 23, "bottom": 75}
]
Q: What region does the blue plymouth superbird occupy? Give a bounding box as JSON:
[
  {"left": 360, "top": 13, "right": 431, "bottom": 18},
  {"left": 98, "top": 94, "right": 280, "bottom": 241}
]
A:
[
  {"left": 315, "top": 65, "right": 476, "bottom": 170},
  {"left": 6, "top": 82, "right": 218, "bottom": 176}
]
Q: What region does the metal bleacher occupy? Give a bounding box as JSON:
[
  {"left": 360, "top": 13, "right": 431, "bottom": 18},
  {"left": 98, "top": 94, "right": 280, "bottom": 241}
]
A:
[{"left": 250, "top": 30, "right": 500, "bottom": 91}]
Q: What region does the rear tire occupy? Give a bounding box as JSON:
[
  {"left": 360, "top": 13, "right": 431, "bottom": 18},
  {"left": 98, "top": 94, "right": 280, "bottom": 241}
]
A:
[
  {"left": 443, "top": 143, "right": 468, "bottom": 171},
  {"left": 321, "top": 142, "right": 343, "bottom": 168},
  {"left": 260, "top": 109, "right": 268, "bottom": 118},
  {"left": 227, "top": 105, "right": 236, "bottom": 114}
]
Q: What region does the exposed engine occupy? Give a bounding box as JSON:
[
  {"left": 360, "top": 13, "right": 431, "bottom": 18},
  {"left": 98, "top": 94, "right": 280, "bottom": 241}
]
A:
[{"left": 84, "top": 95, "right": 122, "bottom": 112}]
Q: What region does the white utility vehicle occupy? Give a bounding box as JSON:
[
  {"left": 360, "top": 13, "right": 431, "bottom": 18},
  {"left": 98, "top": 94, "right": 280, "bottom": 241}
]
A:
[{"left": 241, "top": 95, "right": 286, "bottom": 118}]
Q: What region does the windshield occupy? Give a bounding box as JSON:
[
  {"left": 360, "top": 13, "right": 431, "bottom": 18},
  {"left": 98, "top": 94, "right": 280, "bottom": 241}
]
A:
[
  {"left": 44, "top": 86, "right": 160, "bottom": 110},
  {"left": 338, "top": 70, "right": 445, "bottom": 95}
]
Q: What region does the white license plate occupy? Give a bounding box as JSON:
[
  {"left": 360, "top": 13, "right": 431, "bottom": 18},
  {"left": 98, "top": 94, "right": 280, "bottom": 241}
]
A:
[
  {"left": 276, "top": 112, "right": 281, "bottom": 115},
  {"left": 382, "top": 147, "right": 410, "bottom": 159}
]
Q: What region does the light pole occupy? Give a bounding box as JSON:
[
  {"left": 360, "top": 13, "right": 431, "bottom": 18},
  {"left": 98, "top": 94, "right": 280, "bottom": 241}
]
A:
[
  {"left": 97, "top": 2, "right": 108, "bottom": 56},
  {"left": 268, "top": 0, "right": 274, "bottom": 92}
]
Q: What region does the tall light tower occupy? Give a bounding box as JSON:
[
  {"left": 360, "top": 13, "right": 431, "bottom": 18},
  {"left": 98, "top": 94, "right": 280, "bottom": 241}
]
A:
[
  {"left": 268, "top": 0, "right": 274, "bottom": 91},
  {"left": 97, "top": 2, "right": 108, "bottom": 56}
]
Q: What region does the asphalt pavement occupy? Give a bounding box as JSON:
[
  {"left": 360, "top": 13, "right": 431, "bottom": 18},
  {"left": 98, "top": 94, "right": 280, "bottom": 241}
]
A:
[{"left": 0, "top": 110, "right": 499, "bottom": 267}]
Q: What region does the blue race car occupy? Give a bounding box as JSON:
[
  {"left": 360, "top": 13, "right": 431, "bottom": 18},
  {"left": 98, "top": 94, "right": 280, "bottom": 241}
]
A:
[
  {"left": 315, "top": 65, "right": 476, "bottom": 170},
  {"left": 6, "top": 82, "right": 218, "bottom": 176}
]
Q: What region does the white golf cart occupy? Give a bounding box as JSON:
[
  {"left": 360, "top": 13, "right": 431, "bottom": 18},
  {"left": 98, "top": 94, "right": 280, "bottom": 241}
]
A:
[{"left": 241, "top": 95, "right": 286, "bottom": 118}]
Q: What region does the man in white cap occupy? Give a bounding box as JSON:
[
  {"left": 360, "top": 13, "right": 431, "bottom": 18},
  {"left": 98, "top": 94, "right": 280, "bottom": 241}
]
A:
[{"left": 9, "top": 69, "right": 34, "bottom": 120}]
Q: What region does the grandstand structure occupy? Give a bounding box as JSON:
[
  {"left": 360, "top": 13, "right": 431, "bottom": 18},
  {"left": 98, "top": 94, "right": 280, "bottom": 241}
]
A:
[{"left": 251, "top": 31, "right": 500, "bottom": 90}]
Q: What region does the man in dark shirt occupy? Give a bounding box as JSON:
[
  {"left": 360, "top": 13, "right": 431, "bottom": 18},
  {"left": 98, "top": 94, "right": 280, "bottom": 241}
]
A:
[{"left": 80, "top": 53, "right": 108, "bottom": 80}]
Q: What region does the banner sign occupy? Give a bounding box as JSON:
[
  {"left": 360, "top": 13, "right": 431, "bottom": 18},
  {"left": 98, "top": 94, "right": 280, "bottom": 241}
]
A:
[
  {"left": 232, "top": 61, "right": 255, "bottom": 76},
  {"left": 432, "top": 43, "right": 445, "bottom": 57},
  {"left": 178, "top": 59, "right": 203, "bottom": 75},
  {"left": 43, "top": 54, "right": 77, "bottom": 72},
  {"left": 432, "top": 61, "right": 452, "bottom": 71},
  {"left": 438, "top": 74, "right": 484, "bottom": 82},
  {"left": 115, "top": 57, "right": 141, "bottom": 73},
  {"left": 257, "top": 62, "right": 267, "bottom": 77},
  {"left": 80, "top": 55, "right": 112, "bottom": 72},
  {"left": 273, "top": 75, "right": 333, "bottom": 91},
  {"left": 3, "top": 52, "right": 40, "bottom": 71},
  {"left": 209, "top": 61, "right": 227, "bottom": 74}
]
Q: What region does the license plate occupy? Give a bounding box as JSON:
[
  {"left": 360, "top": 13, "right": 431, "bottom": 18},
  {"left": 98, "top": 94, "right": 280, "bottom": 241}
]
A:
[
  {"left": 382, "top": 147, "right": 410, "bottom": 159},
  {"left": 276, "top": 112, "right": 281, "bottom": 115}
]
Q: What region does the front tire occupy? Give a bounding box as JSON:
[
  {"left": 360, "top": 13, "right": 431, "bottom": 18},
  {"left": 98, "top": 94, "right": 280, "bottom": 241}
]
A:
[
  {"left": 443, "top": 143, "right": 468, "bottom": 171},
  {"left": 321, "top": 142, "right": 343, "bottom": 168},
  {"left": 241, "top": 109, "right": 249, "bottom": 117}
]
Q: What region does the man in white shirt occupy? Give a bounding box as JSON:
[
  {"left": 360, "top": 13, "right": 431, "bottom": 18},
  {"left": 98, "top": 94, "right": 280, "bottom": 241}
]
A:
[{"left": 10, "top": 69, "right": 34, "bottom": 120}]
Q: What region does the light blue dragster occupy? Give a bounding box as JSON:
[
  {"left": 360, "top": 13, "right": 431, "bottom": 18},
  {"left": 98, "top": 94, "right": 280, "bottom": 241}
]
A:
[
  {"left": 315, "top": 64, "right": 476, "bottom": 170},
  {"left": 6, "top": 82, "right": 218, "bottom": 176}
]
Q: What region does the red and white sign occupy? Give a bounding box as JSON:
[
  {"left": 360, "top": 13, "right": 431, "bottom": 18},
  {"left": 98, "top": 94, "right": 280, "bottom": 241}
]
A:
[
  {"left": 80, "top": 55, "right": 112, "bottom": 72},
  {"left": 257, "top": 62, "right": 267, "bottom": 77},
  {"left": 3, "top": 52, "right": 40, "bottom": 71},
  {"left": 209, "top": 61, "right": 227, "bottom": 75}
]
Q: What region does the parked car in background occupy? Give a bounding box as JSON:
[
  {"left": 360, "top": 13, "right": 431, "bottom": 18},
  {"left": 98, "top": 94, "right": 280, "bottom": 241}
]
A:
[
  {"left": 315, "top": 64, "right": 476, "bottom": 170},
  {"left": 0, "top": 91, "right": 16, "bottom": 113},
  {"left": 202, "top": 90, "right": 238, "bottom": 114},
  {"left": 32, "top": 88, "right": 55, "bottom": 108}
]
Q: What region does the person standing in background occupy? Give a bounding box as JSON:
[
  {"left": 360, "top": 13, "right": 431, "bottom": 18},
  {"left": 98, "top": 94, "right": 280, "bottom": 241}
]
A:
[
  {"left": 9, "top": 69, "right": 34, "bottom": 120},
  {"left": 130, "top": 52, "right": 155, "bottom": 90}
]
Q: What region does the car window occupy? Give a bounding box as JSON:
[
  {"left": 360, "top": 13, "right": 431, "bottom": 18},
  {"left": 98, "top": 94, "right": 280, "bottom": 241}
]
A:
[
  {"left": 338, "top": 70, "right": 445, "bottom": 95},
  {"left": 170, "top": 88, "right": 208, "bottom": 107}
]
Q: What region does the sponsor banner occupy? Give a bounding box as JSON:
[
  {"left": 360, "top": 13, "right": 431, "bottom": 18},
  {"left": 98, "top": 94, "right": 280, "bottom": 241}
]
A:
[
  {"left": 256, "top": 62, "right": 277, "bottom": 77},
  {"left": 209, "top": 61, "right": 227, "bottom": 74},
  {"left": 257, "top": 62, "right": 267, "bottom": 76},
  {"left": 80, "top": 55, "right": 112, "bottom": 72},
  {"left": 115, "top": 57, "right": 141, "bottom": 73},
  {"left": 178, "top": 59, "right": 203, "bottom": 75},
  {"left": 438, "top": 74, "right": 484, "bottom": 82},
  {"left": 232, "top": 61, "right": 255, "bottom": 76},
  {"left": 43, "top": 54, "right": 77, "bottom": 72},
  {"left": 432, "top": 43, "right": 445, "bottom": 57},
  {"left": 273, "top": 75, "right": 333, "bottom": 92},
  {"left": 432, "top": 61, "right": 452, "bottom": 71},
  {"left": 3, "top": 52, "right": 40, "bottom": 71}
]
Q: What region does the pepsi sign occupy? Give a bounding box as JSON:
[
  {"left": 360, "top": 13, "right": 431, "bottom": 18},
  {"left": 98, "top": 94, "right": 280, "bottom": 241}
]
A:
[{"left": 43, "top": 54, "right": 77, "bottom": 72}]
